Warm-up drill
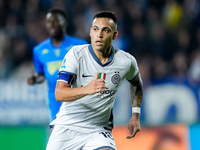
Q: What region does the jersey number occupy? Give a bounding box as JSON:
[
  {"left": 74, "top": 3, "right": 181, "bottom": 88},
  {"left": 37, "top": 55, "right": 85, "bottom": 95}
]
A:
[{"left": 99, "top": 132, "right": 114, "bottom": 140}]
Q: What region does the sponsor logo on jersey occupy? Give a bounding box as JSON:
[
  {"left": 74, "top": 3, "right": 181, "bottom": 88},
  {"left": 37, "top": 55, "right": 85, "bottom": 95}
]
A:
[
  {"left": 82, "top": 74, "right": 93, "bottom": 77},
  {"left": 100, "top": 90, "right": 114, "bottom": 95},
  {"left": 47, "top": 60, "right": 62, "bottom": 75},
  {"left": 111, "top": 72, "right": 121, "bottom": 84}
]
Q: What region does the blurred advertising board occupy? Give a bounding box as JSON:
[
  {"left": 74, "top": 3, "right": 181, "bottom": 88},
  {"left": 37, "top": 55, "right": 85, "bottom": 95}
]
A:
[
  {"left": 114, "top": 78, "right": 200, "bottom": 126},
  {"left": 0, "top": 77, "right": 199, "bottom": 126},
  {"left": 0, "top": 79, "right": 49, "bottom": 125},
  {"left": 112, "top": 124, "right": 189, "bottom": 150}
]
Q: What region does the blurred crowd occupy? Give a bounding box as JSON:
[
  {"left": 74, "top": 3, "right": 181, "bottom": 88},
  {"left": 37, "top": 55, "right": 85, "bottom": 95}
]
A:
[{"left": 0, "top": 0, "right": 200, "bottom": 86}]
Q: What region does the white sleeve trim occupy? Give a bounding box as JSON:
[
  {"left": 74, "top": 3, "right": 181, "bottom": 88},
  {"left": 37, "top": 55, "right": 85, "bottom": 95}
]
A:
[{"left": 57, "top": 79, "right": 69, "bottom": 84}]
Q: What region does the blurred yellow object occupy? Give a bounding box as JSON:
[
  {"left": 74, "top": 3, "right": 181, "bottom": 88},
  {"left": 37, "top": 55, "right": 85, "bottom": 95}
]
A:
[{"left": 165, "top": 2, "right": 183, "bottom": 28}]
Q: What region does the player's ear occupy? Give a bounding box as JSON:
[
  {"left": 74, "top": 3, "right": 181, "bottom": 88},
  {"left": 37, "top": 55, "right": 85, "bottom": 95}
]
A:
[{"left": 113, "top": 31, "right": 118, "bottom": 40}]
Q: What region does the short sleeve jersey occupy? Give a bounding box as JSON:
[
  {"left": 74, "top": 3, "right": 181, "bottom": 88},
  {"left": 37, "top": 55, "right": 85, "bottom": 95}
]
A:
[
  {"left": 33, "top": 35, "right": 87, "bottom": 120},
  {"left": 50, "top": 44, "right": 139, "bottom": 132}
]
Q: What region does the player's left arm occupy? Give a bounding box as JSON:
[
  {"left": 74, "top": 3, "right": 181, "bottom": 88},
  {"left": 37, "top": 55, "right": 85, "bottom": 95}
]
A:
[{"left": 127, "top": 73, "right": 143, "bottom": 139}]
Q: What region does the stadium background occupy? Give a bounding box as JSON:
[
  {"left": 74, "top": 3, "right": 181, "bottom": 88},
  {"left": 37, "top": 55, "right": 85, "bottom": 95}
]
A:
[{"left": 0, "top": 0, "right": 200, "bottom": 149}]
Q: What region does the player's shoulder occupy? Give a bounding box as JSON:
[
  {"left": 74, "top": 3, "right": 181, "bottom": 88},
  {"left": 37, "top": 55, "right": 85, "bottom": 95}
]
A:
[
  {"left": 33, "top": 38, "right": 50, "bottom": 52},
  {"left": 67, "top": 44, "right": 89, "bottom": 55},
  {"left": 115, "top": 47, "right": 136, "bottom": 61},
  {"left": 114, "top": 47, "right": 138, "bottom": 71},
  {"left": 64, "top": 44, "right": 89, "bottom": 61},
  {"left": 70, "top": 44, "right": 89, "bottom": 54},
  {"left": 66, "top": 35, "right": 87, "bottom": 44}
]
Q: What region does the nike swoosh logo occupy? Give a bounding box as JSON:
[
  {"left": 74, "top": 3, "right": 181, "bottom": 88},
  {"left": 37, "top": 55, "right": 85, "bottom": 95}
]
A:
[{"left": 82, "top": 74, "right": 93, "bottom": 77}]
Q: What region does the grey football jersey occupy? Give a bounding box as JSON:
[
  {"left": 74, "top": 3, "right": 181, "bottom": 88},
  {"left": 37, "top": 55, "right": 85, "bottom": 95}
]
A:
[{"left": 50, "top": 44, "right": 139, "bottom": 133}]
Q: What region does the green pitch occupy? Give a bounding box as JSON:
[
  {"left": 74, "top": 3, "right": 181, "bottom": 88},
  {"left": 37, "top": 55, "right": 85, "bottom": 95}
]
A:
[{"left": 0, "top": 126, "right": 48, "bottom": 150}]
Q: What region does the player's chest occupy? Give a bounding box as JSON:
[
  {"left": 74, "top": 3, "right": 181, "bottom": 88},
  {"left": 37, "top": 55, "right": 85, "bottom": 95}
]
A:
[
  {"left": 40, "top": 48, "right": 68, "bottom": 63},
  {"left": 77, "top": 61, "right": 127, "bottom": 88}
]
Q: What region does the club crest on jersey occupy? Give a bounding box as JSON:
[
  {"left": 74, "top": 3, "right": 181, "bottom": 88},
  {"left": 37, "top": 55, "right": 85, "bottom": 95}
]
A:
[{"left": 111, "top": 72, "right": 121, "bottom": 84}]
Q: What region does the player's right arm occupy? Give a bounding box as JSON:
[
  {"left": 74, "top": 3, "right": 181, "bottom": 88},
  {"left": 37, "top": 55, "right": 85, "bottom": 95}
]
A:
[
  {"left": 55, "top": 72, "right": 108, "bottom": 102},
  {"left": 55, "top": 46, "right": 108, "bottom": 102}
]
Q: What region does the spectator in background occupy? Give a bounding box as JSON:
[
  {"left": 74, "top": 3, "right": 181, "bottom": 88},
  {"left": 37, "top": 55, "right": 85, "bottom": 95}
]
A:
[
  {"left": 176, "top": 29, "right": 191, "bottom": 55},
  {"left": 27, "top": 8, "right": 87, "bottom": 121},
  {"left": 170, "top": 51, "right": 188, "bottom": 79},
  {"left": 148, "top": 23, "right": 173, "bottom": 60},
  {"left": 0, "top": 0, "right": 199, "bottom": 101},
  {"left": 188, "top": 49, "right": 200, "bottom": 85},
  {"left": 129, "top": 23, "right": 147, "bottom": 57},
  {"left": 0, "top": 33, "right": 13, "bottom": 79},
  {"left": 162, "top": 0, "right": 183, "bottom": 31},
  {"left": 12, "top": 37, "right": 29, "bottom": 67},
  {"left": 151, "top": 55, "right": 169, "bottom": 82}
]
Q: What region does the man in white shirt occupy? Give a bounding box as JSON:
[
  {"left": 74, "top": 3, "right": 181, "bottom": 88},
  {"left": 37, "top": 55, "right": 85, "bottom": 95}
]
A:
[{"left": 46, "top": 10, "right": 143, "bottom": 150}]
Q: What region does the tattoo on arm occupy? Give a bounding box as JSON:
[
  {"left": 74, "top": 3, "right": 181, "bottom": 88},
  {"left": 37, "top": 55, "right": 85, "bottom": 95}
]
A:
[{"left": 129, "top": 74, "right": 143, "bottom": 107}]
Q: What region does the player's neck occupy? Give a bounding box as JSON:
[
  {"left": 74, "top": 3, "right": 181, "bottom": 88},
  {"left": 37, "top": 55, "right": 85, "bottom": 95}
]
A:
[
  {"left": 97, "top": 55, "right": 109, "bottom": 65},
  {"left": 94, "top": 46, "right": 112, "bottom": 65},
  {"left": 51, "top": 35, "right": 65, "bottom": 47}
]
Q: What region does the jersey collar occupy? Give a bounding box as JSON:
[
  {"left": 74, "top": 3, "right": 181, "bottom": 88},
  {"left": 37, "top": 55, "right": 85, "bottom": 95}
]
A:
[{"left": 88, "top": 44, "right": 114, "bottom": 67}]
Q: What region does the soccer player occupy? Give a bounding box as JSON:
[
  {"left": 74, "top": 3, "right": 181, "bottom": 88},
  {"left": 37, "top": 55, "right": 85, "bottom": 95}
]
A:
[
  {"left": 27, "top": 9, "right": 87, "bottom": 121},
  {"left": 46, "top": 11, "right": 143, "bottom": 150}
]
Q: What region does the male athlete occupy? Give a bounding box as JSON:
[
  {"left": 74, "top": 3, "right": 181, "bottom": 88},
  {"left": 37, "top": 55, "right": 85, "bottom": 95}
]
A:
[
  {"left": 46, "top": 11, "right": 143, "bottom": 150},
  {"left": 27, "top": 9, "right": 87, "bottom": 121}
]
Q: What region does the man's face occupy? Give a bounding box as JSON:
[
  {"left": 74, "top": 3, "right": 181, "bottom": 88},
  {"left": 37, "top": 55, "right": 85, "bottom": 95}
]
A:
[
  {"left": 45, "top": 12, "right": 66, "bottom": 38},
  {"left": 90, "top": 18, "right": 118, "bottom": 52}
]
